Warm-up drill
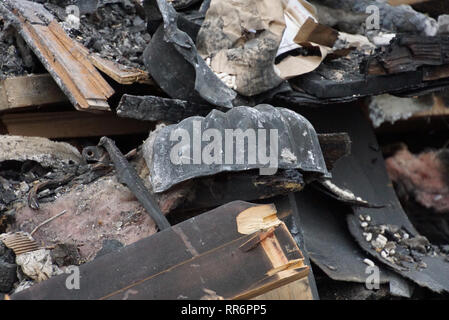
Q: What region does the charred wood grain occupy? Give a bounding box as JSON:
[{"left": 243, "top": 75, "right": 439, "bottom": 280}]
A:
[{"left": 364, "top": 35, "right": 449, "bottom": 76}]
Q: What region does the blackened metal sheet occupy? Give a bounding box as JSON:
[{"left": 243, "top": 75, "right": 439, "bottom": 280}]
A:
[
  {"left": 296, "top": 103, "right": 449, "bottom": 293},
  {"left": 144, "top": 0, "right": 236, "bottom": 108},
  {"left": 144, "top": 21, "right": 202, "bottom": 104},
  {"left": 145, "top": 104, "right": 329, "bottom": 193}
]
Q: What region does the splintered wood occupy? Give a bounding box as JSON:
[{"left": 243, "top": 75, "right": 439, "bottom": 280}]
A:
[
  {"left": 73, "top": 42, "right": 152, "bottom": 85},
  {"left": 1, "top": 0, "right": 114, "bottom": 111},
  {"left": 11, "top": 201, "right": 310, "bottom": 300}
]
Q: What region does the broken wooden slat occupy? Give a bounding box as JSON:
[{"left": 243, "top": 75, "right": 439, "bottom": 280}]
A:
[
  {"left": 168, "top": 171, "right": 305, "bottom": 214},
  {"left": 88, "top": 54, "right": 152, "bottom": 85},
  {"left": 1, "top": 111, "right": 153, "bottom": 139},
  {"left": 71, "top": 39, "right": 152, "bottom": 85},
  {"left": 1, "top": 0, "right": 114, "bottom": 111},
  {"left": 11, "top": 201, "right": 309, "bottom": 300},
  {"left": 0, "top": 74, "right": 67, "bottom": 110},
  {"left": 47, "top": 21, "right": 114, "bottom": 100}
]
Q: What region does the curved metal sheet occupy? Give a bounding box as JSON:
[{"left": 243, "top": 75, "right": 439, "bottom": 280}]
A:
[{"left": 145, "top": 104, "right": 329, "bottom": 193}]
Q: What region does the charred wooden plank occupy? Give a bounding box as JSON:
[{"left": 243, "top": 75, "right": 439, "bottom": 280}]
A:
[
  {"left": 87, "top": 53, "right": 152, "bottom": 86},
  {"left": 411, "top": 1, "right": 449, "bottom": 18},
  {"left": 292, "top": 66, "right": 449, "bottom": 100},
  {"left": 116, "top": 94, "right": 214, "bottom": 122},
  {"left": 10, "top": 202, "right": 309, "bottom": 300},
  {"left": 363, "top": 35, "right": 449, "bottom": 76},
  {"left": 294, "top": 35, "right": 449, "bottom": 100},
  {"left": 69, "top": 34, "right": 152, "bottom": 86}
]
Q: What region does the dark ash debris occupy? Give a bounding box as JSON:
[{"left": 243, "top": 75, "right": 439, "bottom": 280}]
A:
[{"left": 44, "top": 0, "right": 150, "bottom": 69}]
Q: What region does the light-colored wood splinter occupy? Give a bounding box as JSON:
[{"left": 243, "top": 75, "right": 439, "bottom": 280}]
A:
[
  {"left": 236, "top": 204, "right": 282, "bottom": 235},
  {"left": 234, "top": 204, "right": 310, "bottom": 300}
]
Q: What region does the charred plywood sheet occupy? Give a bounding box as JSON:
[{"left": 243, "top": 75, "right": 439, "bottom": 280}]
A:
[
  {"left": 0, "top": 0, "right": 114, "bottom": 111},
  {"left": 144, "top": 105, "right": 329, "bottom": 193},
  {"left": 11, "top": 202, "right": 309, "bottom": 300}
]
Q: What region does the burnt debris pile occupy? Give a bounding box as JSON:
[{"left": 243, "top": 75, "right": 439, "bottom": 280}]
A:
[{"left": 0, "top": 0, "right": 449, "bottom": 300}]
